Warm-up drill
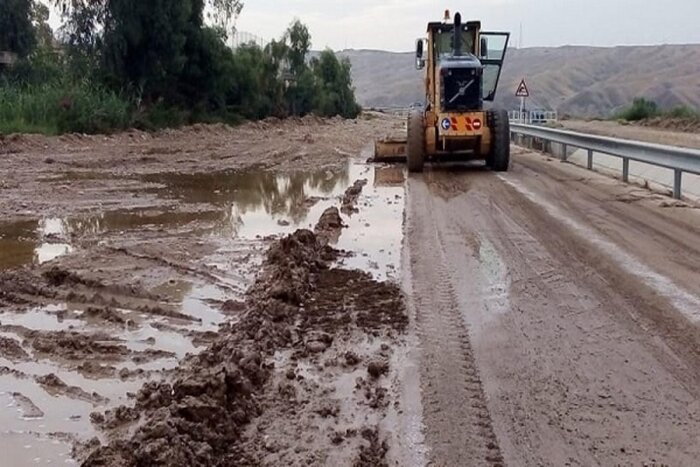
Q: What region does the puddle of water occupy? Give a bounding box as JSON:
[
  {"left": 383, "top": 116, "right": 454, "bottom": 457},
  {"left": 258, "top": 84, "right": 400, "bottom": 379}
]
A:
[
  {"left": 1, "top": 160, "right": 405, "bottom": 273},
  {"left": 120, "top": 323, "right": 198, "bottom": 358},
  {"left": 0, "top": 376, "right": 96, "bottom": 437},
  {"left": 5, "top": 358, "right": 147, "bottom": 406},
  {"left": 336, "top": 165, "right": 405, "bottom": 281},
  {"left": 0, "top": 220, "right": 41, "bottom": 269},
  {"left": 0, "top": 218, "right": 74, "bottom": 269},
  {"left": 0, "top": 307, "right": 79, "bottom": 332},
  {"left": 0, "top": 432, "right": 76, "bottom": 466}
]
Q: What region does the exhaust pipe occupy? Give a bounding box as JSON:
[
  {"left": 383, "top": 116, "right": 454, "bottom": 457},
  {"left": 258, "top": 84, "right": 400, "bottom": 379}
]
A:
[{"left": 453, "top": 12, "right": 462, "bottom": 55}]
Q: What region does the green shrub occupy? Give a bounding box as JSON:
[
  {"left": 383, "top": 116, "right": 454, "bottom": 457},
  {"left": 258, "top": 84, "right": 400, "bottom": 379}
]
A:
[
  {"left": 614, "top": 98, "right": 700, "bottom": 123},
  {"left": 666, "top": 105, "right": 700, "bottom": 121},
  {"left": 616, "top": 97, "right": 659, "bottom": 121}
]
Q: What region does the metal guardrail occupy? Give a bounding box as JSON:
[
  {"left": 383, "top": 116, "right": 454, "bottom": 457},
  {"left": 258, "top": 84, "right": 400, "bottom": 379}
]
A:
[{"left": 510, "top": 124, "right": 700, "bottom": 199}]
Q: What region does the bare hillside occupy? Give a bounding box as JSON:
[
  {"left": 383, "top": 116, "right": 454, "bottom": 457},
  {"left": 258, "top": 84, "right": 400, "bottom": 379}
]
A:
[{"left": 340, "top": 44, "right": 700, "bottom": 117}]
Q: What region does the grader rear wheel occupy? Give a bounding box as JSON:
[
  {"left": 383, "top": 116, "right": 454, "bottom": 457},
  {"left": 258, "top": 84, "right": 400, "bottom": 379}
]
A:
[{"left": 407, "top": 110, "right": 425, "bottom": 173}]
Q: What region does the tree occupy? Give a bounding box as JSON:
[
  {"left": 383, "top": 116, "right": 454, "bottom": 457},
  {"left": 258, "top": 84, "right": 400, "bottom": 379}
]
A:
[
  {"left": 54, "top": 0, "right": 243, "bottom": 43},
  {"left": 100, "top": 0, "right": 195, "bottom": 103},
  {"left": 0, "top": 0, "right": 37, "bottom": 57},
  {"left": 53, "top": 0, "right": 244, "bottom": 109},
  {"left": 283, "top": 20, "right": 314, "bottom": 115},
  {"left": 312, "top": 50, "right": 360, "bottom": 118},
  {"left": 32, "top": 2, "right": 54, "bottom": 49},
  {"left": 285, "top": 20, "right": 310, "bottom": 77}
]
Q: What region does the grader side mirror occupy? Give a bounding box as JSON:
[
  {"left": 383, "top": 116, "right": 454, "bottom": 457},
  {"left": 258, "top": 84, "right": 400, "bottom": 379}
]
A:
[
  {"left": 480, "top": 37, "right": 489, "bottom": 59},
  {"left": 415, "top": 39, "right": 425, "bottom": 70}
]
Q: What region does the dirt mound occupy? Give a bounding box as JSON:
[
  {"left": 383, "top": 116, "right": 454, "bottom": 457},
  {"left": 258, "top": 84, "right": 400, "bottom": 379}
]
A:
[
  {"left": 36, "top": 373, "right": 108, "bottom": 405},
  {"left": 82, "top": 223, "right": 407, "bottom": 466},
  {"left": 0, "top": 336, "right": 29, "bottom": 361},
  {"left": 305, "top": 268, "right": 407, "bottom": 334},
  {"left": 314, "top": 207, "right": 345, "bottom": 245},
  {"left": 43, "top": 267, "right": 104, "bottom": 288},
  {"left": 341, "top": 179, "right": 368, "bottom": 214},
  {"left": 12, "top": 392, "right": 45, "bottom": 419},
  {"left": 27, "top": 331, "right": 127, "bottom": 360},
  {"left": 0, "top": 270, "right": 55, "bottom": 307}
]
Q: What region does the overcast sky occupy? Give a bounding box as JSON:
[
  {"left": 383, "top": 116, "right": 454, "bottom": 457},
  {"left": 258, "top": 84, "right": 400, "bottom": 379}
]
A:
[
  {"left": 46, "top": 1, "right": 700, "bottom": 52},
  {"left": 234, "top": 0, "right": 700, "bottom": 51}
]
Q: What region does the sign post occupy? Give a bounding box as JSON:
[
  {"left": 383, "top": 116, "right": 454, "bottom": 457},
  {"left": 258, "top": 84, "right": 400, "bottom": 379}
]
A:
[{"left": 515, "top": 79, "right": 530, "bottom": 123}]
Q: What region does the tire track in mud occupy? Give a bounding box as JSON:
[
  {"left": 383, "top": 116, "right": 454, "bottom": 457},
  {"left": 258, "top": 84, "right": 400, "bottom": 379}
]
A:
[
  {"left": 408, "top": 162, "right": 700, "bottom": 466},
  {"left": 406, "top": 177, "right": 503, "bottom": 467}
]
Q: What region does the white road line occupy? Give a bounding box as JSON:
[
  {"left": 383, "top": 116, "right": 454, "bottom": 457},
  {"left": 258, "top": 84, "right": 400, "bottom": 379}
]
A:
[{"left": 498, "top": 175, "right": 700, "bottom": 323}]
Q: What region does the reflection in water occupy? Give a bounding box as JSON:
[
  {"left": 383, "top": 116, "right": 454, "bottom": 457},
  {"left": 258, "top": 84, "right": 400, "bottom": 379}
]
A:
[
  {"left": 35, "top": 243, "right": 73, "bottom": 263},
  {"left": 0, "top": 166, "right": 354, "bottom": 270},
  {"left": 144, "top": 168, "right": 350, "bottom": 237},
  {"left": 0, "top": 220, "right": 37, "bottom": 269},
  {"left": 0, "top": 219, "right": 73, "bottom": 268},
  {"left": 0, "top": 163, "right": 406, "bottom": 275}
]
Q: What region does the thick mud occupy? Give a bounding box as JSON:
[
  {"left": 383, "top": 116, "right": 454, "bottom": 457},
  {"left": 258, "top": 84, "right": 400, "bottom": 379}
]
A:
[{"left": 0, "top": 115, "right": 408, "bottom": 465}]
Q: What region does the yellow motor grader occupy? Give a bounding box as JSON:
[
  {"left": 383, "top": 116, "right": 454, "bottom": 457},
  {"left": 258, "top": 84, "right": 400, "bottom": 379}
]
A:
[{"left": 375, "top": 11, "right": 511, "bottom": 172}]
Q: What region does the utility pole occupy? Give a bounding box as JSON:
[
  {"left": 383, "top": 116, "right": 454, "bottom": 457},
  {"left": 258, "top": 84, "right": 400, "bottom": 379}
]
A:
[{"left": 519, "top": 22, "right": 523, "bottom": 49}]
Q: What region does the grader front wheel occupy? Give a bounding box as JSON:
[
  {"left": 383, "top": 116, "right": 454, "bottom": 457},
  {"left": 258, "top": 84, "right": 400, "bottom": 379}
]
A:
[
  {"left": 486, "top": 109, "right": 511, "bottom": 172},
  {"left": 407, "top": 110, "right": 425, "bottom": 173}
]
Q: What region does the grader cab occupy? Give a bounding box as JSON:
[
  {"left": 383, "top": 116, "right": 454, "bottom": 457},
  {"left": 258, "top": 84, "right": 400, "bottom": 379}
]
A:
[{"left": 375, "top": 11, "right": 510, "bottom": 172}]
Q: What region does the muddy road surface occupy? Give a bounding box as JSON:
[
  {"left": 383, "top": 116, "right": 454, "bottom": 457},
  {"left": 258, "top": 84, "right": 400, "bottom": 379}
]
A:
[
  {"left": 404, "top": 149, "right": 700, "bottom": 466},
  {"left": 2, "top": 113, "right": 700, "bottom": 466}
]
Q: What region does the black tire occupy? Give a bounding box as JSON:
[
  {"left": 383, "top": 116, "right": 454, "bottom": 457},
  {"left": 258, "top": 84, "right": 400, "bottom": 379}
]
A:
[
  {"left": 486, "top": 109, "right": 510, "bottom": 172},
  {"left": 407, "top": 110, "right": 425, "bottom": 173}
]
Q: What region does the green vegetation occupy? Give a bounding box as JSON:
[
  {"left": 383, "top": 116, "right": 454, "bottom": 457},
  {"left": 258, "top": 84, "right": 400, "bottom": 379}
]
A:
[
  {"left": 0, "top": 80, "right": 131, "bottom": 135},
  {"left": 665, "top": 105, "right": 700, "bottom": 121},
  {"left": 616, "top": 97, "right": 700, "bottom": 122},
  {"left": 0, "top": 1, "right": 360, "bottom": 135}
]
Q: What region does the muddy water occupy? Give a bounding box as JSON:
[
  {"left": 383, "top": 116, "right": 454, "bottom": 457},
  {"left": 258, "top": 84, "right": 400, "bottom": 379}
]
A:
[{"left": 0, "top": 159, "right": 406, "bottom": 464}]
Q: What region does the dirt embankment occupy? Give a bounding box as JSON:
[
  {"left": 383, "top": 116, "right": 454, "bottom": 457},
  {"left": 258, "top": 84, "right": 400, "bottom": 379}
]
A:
[
  {"left": 560, "top": 119, "right": 700, "bottom": 149},
  {"left": 638, "top": 116, "right": 700, "bottom": 134},
  {"left": 80, "top": 186, "right": 407, "bottom": 466}
]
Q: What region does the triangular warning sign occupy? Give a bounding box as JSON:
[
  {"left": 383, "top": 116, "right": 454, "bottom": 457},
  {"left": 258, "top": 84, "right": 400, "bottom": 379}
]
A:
[{"left": 515, "top": 79, "right": 530, "bottom": 97}]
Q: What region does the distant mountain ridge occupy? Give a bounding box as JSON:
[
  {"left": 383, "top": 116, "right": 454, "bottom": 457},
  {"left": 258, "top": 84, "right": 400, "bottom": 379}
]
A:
[{"left": 338, "top": 44, "right": 700, "bottom": 117}]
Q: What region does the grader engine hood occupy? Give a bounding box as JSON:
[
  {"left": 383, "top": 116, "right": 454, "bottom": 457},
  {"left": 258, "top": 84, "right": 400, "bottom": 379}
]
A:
[{"left": 439, "top": 57, "right": 484, "bottom": 112}]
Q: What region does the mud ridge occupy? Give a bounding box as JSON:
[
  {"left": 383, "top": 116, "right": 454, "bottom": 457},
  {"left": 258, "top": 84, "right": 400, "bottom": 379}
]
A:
[
  {"left": 81, "top": 207, "right": 407, "bottom": 466},
  {"left": 341, "top": 179, "right": 368, "bottom": 214},
  {"left": 36, "top": 373, "right": 109, "bottom": 405}
]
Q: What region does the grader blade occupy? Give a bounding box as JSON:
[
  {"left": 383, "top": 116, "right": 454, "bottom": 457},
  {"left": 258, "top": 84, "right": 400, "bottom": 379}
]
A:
[{"left": 370, "top": 138, "right": 407, "bottom": 163}]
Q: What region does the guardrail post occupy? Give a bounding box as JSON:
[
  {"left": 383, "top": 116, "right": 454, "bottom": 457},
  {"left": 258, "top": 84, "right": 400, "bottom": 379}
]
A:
[
  {"left": 674, "top": 170, "right": 682, "bottom": 199},
  {"left": 622, "top": 158, "right": 630, "bottom": 182},
  {"left": 561, "top": 144, "right": 568, "bottom": 161},
  {"left": 587, "top": 149, "right": 593, "bottom": 170}
]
